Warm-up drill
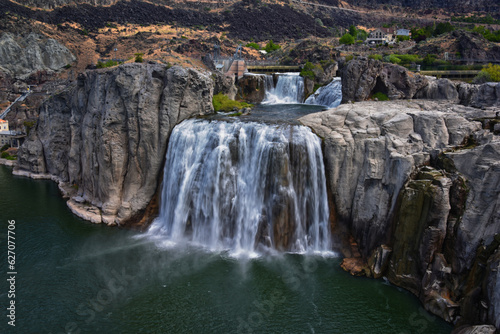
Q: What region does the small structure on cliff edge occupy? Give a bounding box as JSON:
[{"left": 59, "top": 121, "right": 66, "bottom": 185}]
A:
[
  {"left": 0, "top": 120, "right": 24, "bottom": 148},
  {"left": 211, "top": 44, "right": 248, "bottom": 81}
]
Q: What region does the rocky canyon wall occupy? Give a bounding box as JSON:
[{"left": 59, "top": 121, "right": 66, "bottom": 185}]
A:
[
  {"left": 300, "top": 99, "right": 499, "bottom": 329},
  {"left": 15, "top": 63, "right": 214, "bottom": 225}
]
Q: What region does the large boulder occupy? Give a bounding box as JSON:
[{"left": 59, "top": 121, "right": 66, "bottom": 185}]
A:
[
  {"left": 213, "top": 71, "right": 237, "bottom": 100},
  {"left": 376, "top": 63, "right": 428, "bottom": 99},
  {"left": 414, "top": 77, "right": 459, "bottom": 101},
  {"left": 238, "top": 73, "right": 268, "bottom": 103},
  {"left": 341, "top": 57, "right": 383, "bottom": 102},
  {"left": 341, "top": 58, "right": 429, "bottom": 102},
  {"left": 16, "top": 63, "right": 214, "bottom": 225}
]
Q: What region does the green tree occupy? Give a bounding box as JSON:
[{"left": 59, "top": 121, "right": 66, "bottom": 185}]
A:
[
  {"left": 349, "top": 25, "right": 357, "bottom": 37},
  {"left": 245, "top": 42, "right": 260, "bottom": 50},
  {"left": 411, "top": 26, "right": 433, "bottom": 42},
  {"left": 433, "top": 22, "right": 455, "bottom": 36},
  {"left": 339, "top": 33, "right": 355, "bottom": 45},
  {"left": 264, "top": 40, "right": 281, "bottom": 53}
]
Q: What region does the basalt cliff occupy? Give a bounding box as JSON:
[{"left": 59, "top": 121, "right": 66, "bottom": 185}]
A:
[
  {"left": 12, "top": 60, "right": 500, "bottom": 331},
  {"left": 303, "top": 58, "right": 500, "bottom": 331},
  {"left": 15, "top": 63, "right": 214, "bottom": 225}
]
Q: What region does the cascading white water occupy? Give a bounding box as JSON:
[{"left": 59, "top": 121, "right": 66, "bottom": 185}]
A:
[
  {"left": 148, "top": 119, "right": 332, "bottom": 256},
  {"left": 262, "top": 73, "right": 305, "bottom": 104},
  {"left": 305, "top": 78, "right": 342, "bottom": 109}
]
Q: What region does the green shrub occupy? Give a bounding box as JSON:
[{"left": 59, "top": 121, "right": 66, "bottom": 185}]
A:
[
  {"left": 388, "top": 54, "right": 401, "bottom": 64},
  {"left": 1, "top": 151, "right": 9, "bottom": 159},
  {"left": 299, "top": 62, "right": 323, "bottom": 81},
  {"left": 96, "top": 60, "right": 119, "bottom": 68},
  {"left": 345, "top": 54, "right": 354, "bottom": 62},
  {"left": 393, "top": 54, "right": 422, "bottom": 64},
  {"left": 245, "top": 42, "right": 261, "bottom": 50},
  {"left": 476, "top": 63, "right": 500, "bottom": 82},
  {"left": 452, "top": 14, "right": 500, "bottom": 25},
  {"left": 134, "top": 53, "right": 144, "bottom": 63},
  {"left": 212, "top": 93, "right": 253, "bottom": 112},
  {"left": 0, "top": 144, "right": 9, "bottom": 152},
  {"left": 423, "top": 54, "right": 438, "bottom": 66},
  {"left": 433, "top": 22, "right": 455, "bottom": 36},
  {"left": 369, "top": 54, "right": 383, "bottom": 61},
  {"left": 264, "top": 40, "right": 281, "bottom": 53},
  {"left": 397, "top": 35, "right": 410, "bottom": 42},
  {"left": 470, "top": 26, "right": 500, "bottom": 42},
  {"left": 372, "top": 92, "right": 389, "bottom": 101},
  {"left": 339, "top": 33, "right": 355, "bottom": 45}
]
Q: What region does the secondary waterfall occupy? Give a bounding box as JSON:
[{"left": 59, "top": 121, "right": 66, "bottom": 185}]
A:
[
  {"left": 148, "top": 119, "right": 331, "bottom": 256},
  {"left": 305, "top": 78, "right": 342, "bottom": 108},
  {"left": 262, "top": 73, "right": 305, "bottom": 104}
]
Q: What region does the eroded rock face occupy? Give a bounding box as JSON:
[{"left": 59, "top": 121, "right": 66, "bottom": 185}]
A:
[
  {"left": 16, "top": 63, "right": 214, "bottom": 225},
  {"left": 414, "top": 77, "right": 459, "bottom": 101},
  {"left": 341, "top": 57, "right": 383, "bottom": 102},
  {"left": 340, "top": 58, "right": 500, "bottom": 110},
  {"left": 300, "top": 100, "right": 499, "bottom": 328},
  {"left": 0, "top": 33, "right": 75, "bottom": 78},
  {"left": 341, "top": 58, "right": 430, "bottom": 102},
  {"left": 238, "top": 73, "right": 268, "bottom": 103}
]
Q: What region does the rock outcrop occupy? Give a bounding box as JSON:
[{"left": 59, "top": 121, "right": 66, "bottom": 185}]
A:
[
  {"left": 0, "top": 33, "right": 75, "bottom": 78},
  {"left": 341, "top": 57, "right": 384, "bottom": 102},
  {"left": 238, "top": 73, "right": 269, "bottom": 104},
  {"left": 300, "top": 100, "right": 499, "bottom": 329},
  {"left": 341, "top": 58, "right": 430, "bottom": 102},
  {"left": 341, "top": 58, "right": 500, "bottom": 110},
  {"left": 15, "top": 63, "right": 214, "bottom": 225}
]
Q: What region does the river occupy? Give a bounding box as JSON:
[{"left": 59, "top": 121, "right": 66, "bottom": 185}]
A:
[{"left": 0, "top": 163, "right": 452, "bottom": 333}]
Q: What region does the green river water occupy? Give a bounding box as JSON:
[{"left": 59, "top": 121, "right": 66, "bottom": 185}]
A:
[{"left": 0, "top": 165, "right": 452, "bottom": 334}]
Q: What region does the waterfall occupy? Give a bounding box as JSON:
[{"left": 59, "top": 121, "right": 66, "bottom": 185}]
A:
[
  {"left": 148, "top": 119, "right": 332, "bottom": 256},
  {"left": 262, "top": 73, "right": 305, "bottom": 104},
  {"left": 305, "top": 78, "right": 342, "bottom": 109}
]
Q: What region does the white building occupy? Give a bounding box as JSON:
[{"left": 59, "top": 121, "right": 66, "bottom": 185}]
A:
[
  {"left": 396, "top": 28, "right": 411, "bottom": 36},
  {"left": 366, "top": 28, "right": 396, "bottom": 45}
]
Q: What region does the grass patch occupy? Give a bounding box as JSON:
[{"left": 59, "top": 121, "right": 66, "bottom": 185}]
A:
[
  {"left": 372, "top": 92, "right": 389, "bottom": 101},
  {"left": 369, "top": 54, "right": 383, "bottom": 61},
  {"left": 212, "top": 93, "right": 253, "bottom": 112},
  {"left": 96, "top": 60, "right": 120, "bottom": 68}
]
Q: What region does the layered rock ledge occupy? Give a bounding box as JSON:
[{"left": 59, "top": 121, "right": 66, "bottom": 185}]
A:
[
  {"left": 300, "top": 100, "right": 499, "bottom": 329},
  {"left": 15, "top": 63, "right": 214, "bottom": 225}
]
